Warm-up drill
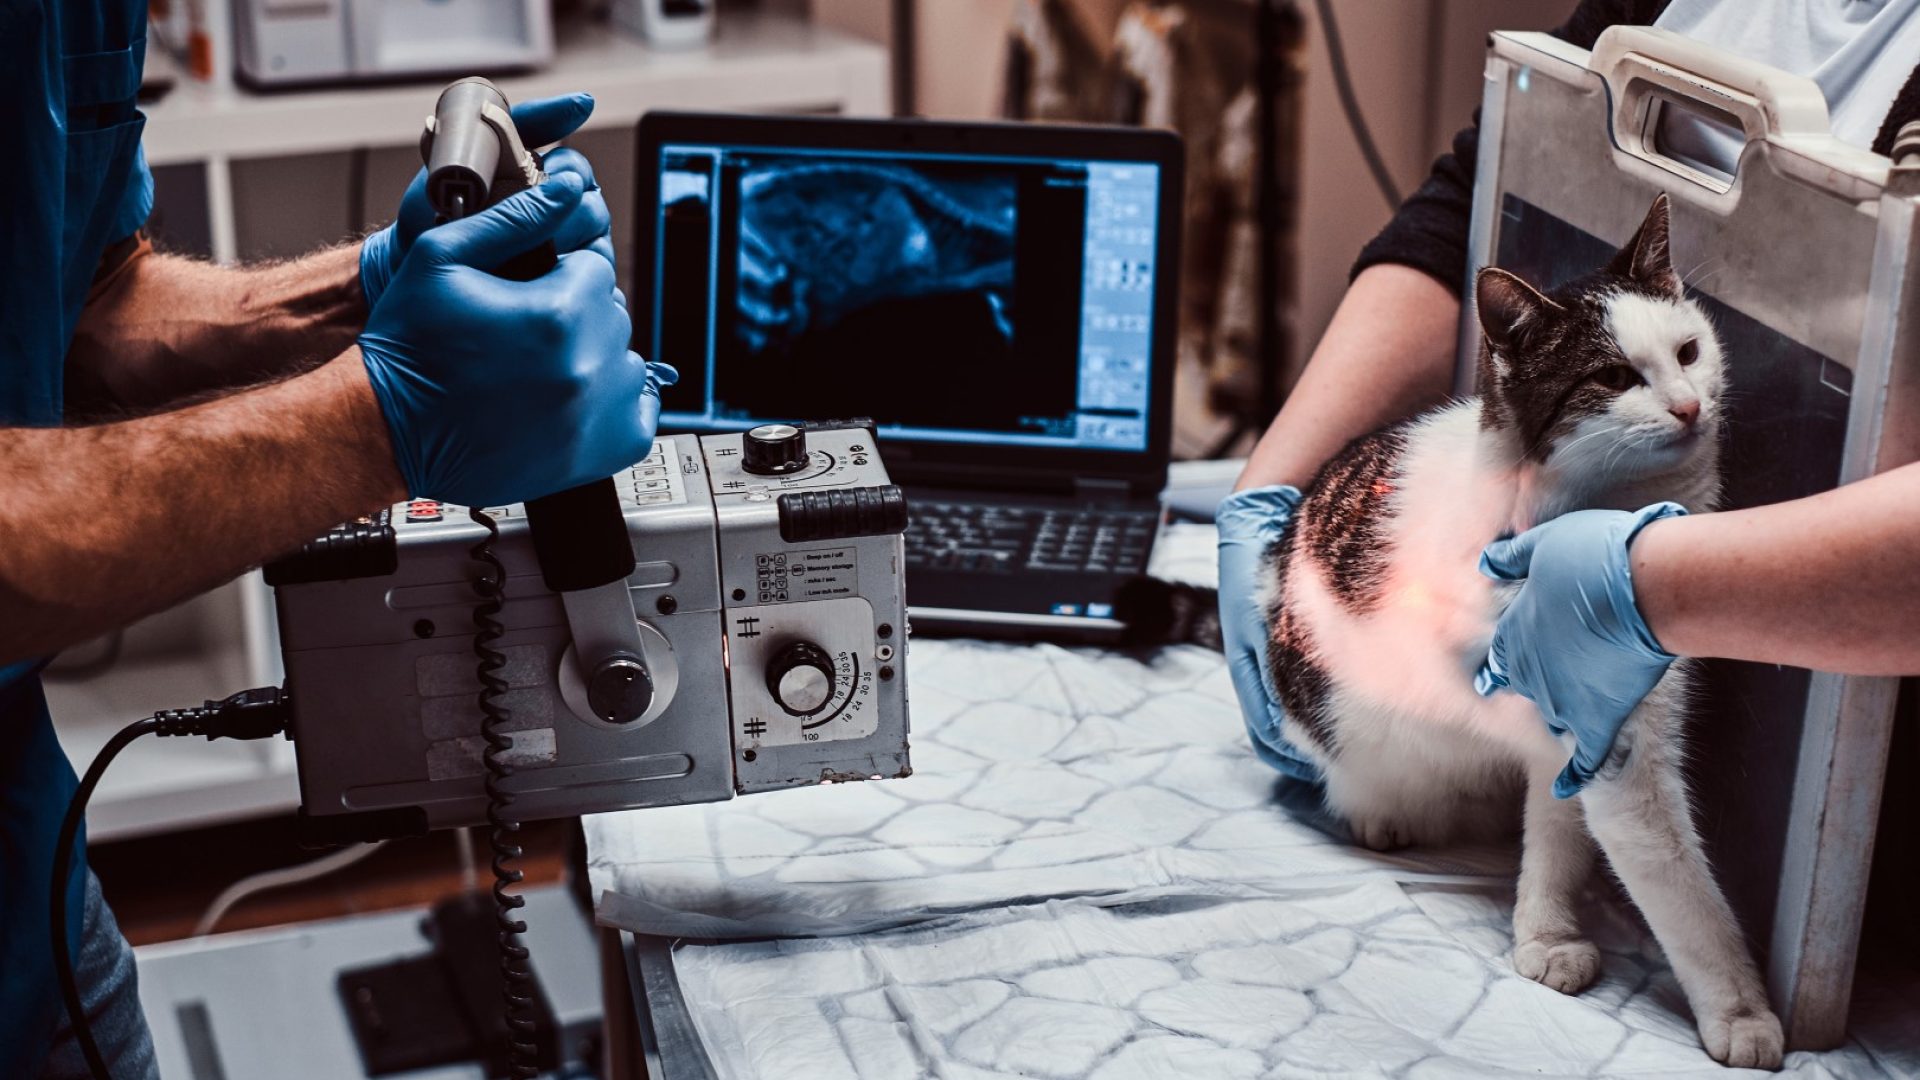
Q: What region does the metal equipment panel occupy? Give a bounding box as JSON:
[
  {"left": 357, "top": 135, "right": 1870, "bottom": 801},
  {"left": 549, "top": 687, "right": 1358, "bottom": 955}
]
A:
[{"left": 1462, "top": 27, "right": 1914, "bottom": 1048}]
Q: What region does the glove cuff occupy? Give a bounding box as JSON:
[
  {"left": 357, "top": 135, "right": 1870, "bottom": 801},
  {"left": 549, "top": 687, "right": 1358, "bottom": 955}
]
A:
[
  {"left": 1617, "top": 502, "right": 1687, "bottom": 661},
  {"left": 359, "top": 226, "right": 396, "bottom": 311},
  {"left": 354, "top": 334, "right": 427, "bottom": 500},
  {"left": 1216, "top": 484, "right": 1305, "bottom": 547}
]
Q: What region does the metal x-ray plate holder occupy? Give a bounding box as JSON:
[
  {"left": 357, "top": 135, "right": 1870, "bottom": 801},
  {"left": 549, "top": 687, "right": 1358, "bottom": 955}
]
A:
[{"left": 1461, "top": 26, "right": 1919, "bottom": 1049}]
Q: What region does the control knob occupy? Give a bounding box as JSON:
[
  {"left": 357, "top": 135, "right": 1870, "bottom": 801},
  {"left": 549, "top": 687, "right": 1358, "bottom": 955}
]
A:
[
  {"left": 587, "top": 655, "right": 653, "bottom": 724},
  {"left": 767, "top": 641, "right": 836, "bottom": 716},
  {"left": 743, "top": 423, "right": 809, "bottom": 475}
]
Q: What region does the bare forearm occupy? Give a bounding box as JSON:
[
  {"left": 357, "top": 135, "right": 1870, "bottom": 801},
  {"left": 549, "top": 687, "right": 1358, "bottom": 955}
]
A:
[
  {"left": 1236, "top": 264, "right": 1461, "bottom": 491},
  {"left": 0, "top": 349, "right": 404, "bottom": 663},
  {"left": 1633, "top": 463, "right": 1920, "bottom": 674},
  {"left": 66, "top": 243, "right": 366, "bottom": 417}
]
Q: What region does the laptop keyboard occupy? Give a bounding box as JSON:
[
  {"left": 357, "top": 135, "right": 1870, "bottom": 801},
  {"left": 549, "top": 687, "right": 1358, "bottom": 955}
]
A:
[{"left": 904, "top": 502, "right": 1157, "bottom": 575}]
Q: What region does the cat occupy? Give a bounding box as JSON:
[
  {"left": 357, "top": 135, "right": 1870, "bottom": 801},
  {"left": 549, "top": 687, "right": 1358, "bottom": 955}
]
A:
[{"left": 1129, "top": 195, "right": 1785, "bottom": 1069}]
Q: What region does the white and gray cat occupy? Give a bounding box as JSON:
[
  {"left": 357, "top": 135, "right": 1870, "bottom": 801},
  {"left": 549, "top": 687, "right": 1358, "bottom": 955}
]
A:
[{"left": 1129, "top": 195, "right": 1784, "bottom": 1068}]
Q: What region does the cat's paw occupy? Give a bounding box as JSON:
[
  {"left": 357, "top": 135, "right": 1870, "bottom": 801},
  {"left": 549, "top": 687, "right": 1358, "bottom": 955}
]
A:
[
  {"left": 1350, "top": 818, "right": 1408, "bottom": 851},
  {"left": 1699, "top": 1006, "right": 1784, "bottom": 1070},
  {"left": 1513, "top": 937, "right": 1601, "bottom": 995}
]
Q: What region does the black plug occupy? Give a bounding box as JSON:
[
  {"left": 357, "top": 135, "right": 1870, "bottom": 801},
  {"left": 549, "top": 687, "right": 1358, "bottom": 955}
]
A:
[{"left": 152, "top": 685, "right": 291, "bottom": 740}]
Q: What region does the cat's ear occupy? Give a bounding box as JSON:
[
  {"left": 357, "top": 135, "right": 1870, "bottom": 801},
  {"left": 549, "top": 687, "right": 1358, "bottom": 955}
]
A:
[
  {"left": 1607, "top": 193, "right": 1682, "bottom": 297},
  {"left": 1476, "top": 267, "right": 1555, "bottom": 357}
]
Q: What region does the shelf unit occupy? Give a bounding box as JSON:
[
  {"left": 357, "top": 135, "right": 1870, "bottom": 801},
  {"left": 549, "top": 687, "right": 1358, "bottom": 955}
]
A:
[
  {"left": 144, "top": 12, "right": 889, "bottom": 261},
  {"left": 49, "top": 11, "right": 889, "bottom": 842}
]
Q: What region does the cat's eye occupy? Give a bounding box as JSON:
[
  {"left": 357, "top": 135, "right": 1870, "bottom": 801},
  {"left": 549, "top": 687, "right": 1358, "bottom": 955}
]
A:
[
  {"left": 1677, "top": 339, "right": 1699, "bottom": 366},
  {"left": 1591, "top": 365, "right": 1643, "bottom": 391}
]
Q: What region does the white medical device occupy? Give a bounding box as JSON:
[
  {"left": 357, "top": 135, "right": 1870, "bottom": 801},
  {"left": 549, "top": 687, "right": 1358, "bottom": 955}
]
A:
[{"left": 233, "top": 0, "right": 555, "bottom": 88}]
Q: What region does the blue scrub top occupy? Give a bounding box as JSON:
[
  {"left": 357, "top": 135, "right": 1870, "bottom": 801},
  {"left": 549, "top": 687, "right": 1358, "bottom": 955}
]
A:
[{"left": 1, "top": 0, "right": 155, "bottom": 1072}]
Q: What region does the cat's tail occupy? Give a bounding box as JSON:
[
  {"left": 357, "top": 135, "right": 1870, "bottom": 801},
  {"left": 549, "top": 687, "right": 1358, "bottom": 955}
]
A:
[{"left": 1115, "top": 577, "right": 1224, "bottom": 650}]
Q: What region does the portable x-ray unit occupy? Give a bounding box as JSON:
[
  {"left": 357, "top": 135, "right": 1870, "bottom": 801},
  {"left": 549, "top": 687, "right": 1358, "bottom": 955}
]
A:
[{"left": 1462, "top": 27, "right": 1920, "bottom": 1049}]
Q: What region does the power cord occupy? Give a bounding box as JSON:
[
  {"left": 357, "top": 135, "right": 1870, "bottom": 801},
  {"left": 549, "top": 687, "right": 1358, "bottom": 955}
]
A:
[
  {"left": 1313, "top": 0, "right": 1404, "bottom": 209},
  {"left": 52, "top": 686, "right": 293, "bottom": 1080},
  {"left": 192, "top": 839, "right": 389, "bottom": 938},
  {"left": 468, "top": 506, "right": 542, "bottom": 1077}
]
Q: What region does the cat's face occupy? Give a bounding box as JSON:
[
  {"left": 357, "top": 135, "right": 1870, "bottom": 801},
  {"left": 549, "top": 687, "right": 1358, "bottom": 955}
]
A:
[{"left": 1476, "top": 194, "right": 1726, "bottom": 481}]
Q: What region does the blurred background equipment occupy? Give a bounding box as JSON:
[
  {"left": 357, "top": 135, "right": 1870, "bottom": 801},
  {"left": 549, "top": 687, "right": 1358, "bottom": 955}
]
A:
[
  {"left": 230, "top": 0, "right": 557, "bottom": 88},
  {"left": 612, "top": 0, "right": 717, "bottom": 47},
  {"left": 1004, "top": 0, "right": 1307, "bottom": 457}
]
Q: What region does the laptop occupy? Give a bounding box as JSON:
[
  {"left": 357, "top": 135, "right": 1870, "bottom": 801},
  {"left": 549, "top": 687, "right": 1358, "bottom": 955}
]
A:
[{"left": 633, "top": 112, "right": 1184, "bottom": 638}]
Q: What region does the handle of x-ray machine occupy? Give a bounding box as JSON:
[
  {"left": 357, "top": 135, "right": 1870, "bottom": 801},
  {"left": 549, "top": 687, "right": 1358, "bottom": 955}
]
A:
[{"left": 1585, "top": 26, "right": 1889, "bottom": 190}]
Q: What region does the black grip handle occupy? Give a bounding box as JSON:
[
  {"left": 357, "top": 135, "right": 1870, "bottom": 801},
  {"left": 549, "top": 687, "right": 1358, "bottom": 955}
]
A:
[
  {"left": 504, "top": 238, "right": 630, "bottom": 593},
  {"left": 493, "top": 239, "right": 558, "bottom": 282},
  {"left": 429, "top": 134, "right": 627, "bottom": 596},
  {"left": 525, "top": 477, "right": 636, "bottom": 593}
]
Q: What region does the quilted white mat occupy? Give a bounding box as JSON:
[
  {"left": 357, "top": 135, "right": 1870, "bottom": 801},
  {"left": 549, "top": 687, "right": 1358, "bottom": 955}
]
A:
[
  {"left": 669, "top": 886, "right": 1917, "bottom": 1079},
  {"left": 586, "top": 528, "right": 1512, "bottom": 939}
]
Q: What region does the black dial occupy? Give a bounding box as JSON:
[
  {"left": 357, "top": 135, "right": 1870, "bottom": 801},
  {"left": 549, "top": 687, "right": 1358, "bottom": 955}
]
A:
[
  {"left": 587, "top": 655, "right": 653, "bottom": 724},
  {"left": 743, "top": 423, "right": 809, "bottom": 475},
  {"left": 766, "top": 641, "right": 836, "bottom": 716}
]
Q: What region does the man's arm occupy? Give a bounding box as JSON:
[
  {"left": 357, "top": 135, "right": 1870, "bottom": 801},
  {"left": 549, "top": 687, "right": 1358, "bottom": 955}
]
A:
[
  {"left": 1633, "top": 461, "right": 1920, "bottom": 674},
  {"left": 0, "top": 349, "right": 404, "bottom": 663},
  {"left": 64, "top": 242, "right": 365, "bottom": 418},
  {"left": 1235, "top": 264, "right": 1459, "bottom": 490}
]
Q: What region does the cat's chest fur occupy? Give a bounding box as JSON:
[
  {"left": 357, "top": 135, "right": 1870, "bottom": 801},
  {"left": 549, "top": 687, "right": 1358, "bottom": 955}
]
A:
[{"left": 1272, "top": 399, "right": 1718, "bottom": 769}]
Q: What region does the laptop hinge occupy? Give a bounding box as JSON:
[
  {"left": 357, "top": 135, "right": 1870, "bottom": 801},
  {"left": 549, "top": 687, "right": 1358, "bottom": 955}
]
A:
[{"left": 1073, "top": 476, "right": 1134, "bottom": 500}]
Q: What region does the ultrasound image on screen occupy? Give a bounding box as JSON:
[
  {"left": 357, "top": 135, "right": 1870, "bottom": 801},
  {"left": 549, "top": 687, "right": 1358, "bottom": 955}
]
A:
[
  {"left": 650, "top": 145, "right": 1156, "bottom": 450},
  {"left": 732, "top": 161, "right": 1014, "bottom": 361}
]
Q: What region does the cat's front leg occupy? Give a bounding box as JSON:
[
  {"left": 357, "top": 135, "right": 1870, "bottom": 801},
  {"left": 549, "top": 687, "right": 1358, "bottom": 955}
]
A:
[
  {"left": 1514, "top": 766, "right": 1601, "bottom": 994},
  {"left": 1578, "top": 676, "right": 1784, "bottom": 1070}
]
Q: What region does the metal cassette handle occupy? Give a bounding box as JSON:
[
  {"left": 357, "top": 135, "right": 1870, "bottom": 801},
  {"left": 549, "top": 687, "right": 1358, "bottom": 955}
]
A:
[{"left": 1585, "top": 26, "right": 1881, "bottom": 191}]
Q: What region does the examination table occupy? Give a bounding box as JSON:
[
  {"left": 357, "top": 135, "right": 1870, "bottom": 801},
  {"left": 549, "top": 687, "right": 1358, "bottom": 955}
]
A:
[{"left": 583, "top": 525, "right": 1919, "bottom": 1080}]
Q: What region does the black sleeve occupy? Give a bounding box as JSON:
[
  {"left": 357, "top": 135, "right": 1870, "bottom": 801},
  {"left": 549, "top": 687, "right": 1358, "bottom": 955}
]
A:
[{"left": 1348, "top": 0, "right": 1670, "bottom": 295}]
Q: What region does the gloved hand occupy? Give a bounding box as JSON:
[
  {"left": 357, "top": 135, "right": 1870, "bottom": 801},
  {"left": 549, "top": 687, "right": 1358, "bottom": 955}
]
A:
[
  {"left": 360, "top": 93, "right": 613, "bottom": 310},
  {"left": 358, "top": 174, "right": 678, "bottom": 508},
  {"left": 1217, "top": 485, "right": 1323, "bottom": 783},
  {"left": 1474, "top": 502, "right": 1687, "bottom": 798}
]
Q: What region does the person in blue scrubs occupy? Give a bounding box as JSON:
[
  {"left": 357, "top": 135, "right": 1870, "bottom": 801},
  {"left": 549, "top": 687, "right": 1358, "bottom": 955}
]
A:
[{"left": 2, "top": 5, "right": 669, "bottom": 1076}]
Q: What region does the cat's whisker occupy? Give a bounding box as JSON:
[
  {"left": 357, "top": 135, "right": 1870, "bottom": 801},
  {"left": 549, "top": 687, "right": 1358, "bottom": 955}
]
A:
[
  {"left": 1545, "top": 425, "right": 1616, "bottom": 465},
  {"left": 1682, "top": 257, "right": 1728, "bottom": 290}
]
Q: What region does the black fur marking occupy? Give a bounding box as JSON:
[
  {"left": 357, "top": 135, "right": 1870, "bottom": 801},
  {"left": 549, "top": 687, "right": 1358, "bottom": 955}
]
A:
[
  {"left": 1266, "top": 423, "right": 1415, "bottom": 757},
  {"left": 1267, "top": 577, "right": 1335, "bottom": 752},
  {"left": 1293, "top": 425, "right": 1408, "bottom": 613}
]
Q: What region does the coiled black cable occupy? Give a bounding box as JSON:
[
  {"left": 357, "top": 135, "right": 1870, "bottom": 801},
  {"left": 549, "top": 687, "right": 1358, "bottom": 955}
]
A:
[{"left": 467, "top": 507, "right": 541, "bottom": 1077}]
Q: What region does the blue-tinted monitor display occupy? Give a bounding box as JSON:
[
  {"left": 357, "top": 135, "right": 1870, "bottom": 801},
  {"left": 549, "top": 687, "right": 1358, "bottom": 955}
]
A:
[{"left": 647, "top": 144, "right": 1160, "bottom": 452}]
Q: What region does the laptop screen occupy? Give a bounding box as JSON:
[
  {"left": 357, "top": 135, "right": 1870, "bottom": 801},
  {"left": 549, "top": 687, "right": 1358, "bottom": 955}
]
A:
[{"left": 642, "top": 140, "right": 1165, "bottom": 457}]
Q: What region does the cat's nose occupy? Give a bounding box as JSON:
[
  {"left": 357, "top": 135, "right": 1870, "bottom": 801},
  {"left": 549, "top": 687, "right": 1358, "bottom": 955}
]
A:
[{"left": 1669, "top": 399, "right": 1701, "bottom": 427}]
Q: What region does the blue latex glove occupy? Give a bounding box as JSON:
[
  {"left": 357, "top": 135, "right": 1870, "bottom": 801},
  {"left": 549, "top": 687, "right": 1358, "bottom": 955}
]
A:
[
  {"left": 1217, "top": 485, "right": 1323, "bottom": 783},
  {"left": 1474, "top": 502, "right": 1688, "bottom": 798},
  {"left": 358, "top": 174, "right": 678, "bottom": 508},
  {"left": 360, "top": 93, "right": 613, "bottom": 309}
]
